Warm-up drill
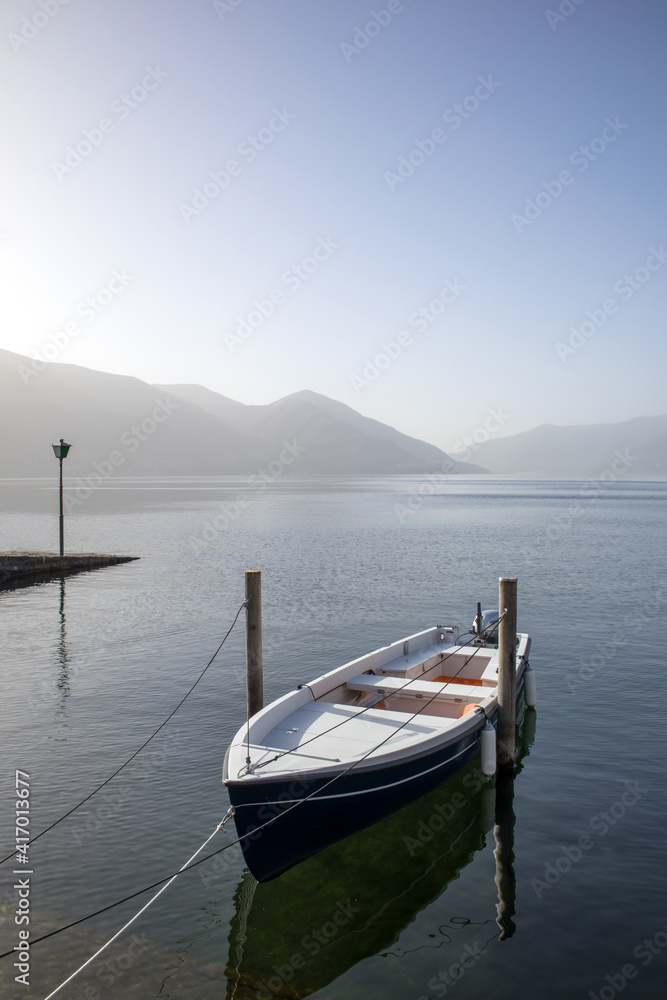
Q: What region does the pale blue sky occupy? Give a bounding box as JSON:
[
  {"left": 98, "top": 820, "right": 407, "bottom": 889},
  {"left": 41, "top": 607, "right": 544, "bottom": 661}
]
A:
[{"left": 1, "top": 0, "right": 665, "bottom": 451}]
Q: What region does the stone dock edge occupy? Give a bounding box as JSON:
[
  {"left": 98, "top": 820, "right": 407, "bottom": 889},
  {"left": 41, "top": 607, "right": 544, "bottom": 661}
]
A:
[{"left": 0, "top": 554, "right": 140, "bottom": 586}]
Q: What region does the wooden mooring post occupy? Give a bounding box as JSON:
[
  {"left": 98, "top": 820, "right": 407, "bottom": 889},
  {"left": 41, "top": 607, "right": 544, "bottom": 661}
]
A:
[
  {"left": 497, "top": 577, "right": 517, "bottom": 767},
  {"left": 245, "top": 570, "right": 263, "bottom": 719}
]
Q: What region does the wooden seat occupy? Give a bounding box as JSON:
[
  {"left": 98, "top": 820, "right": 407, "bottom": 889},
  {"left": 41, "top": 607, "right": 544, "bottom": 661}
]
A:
[{"left": 346, "top": 674, "right": 484, "bottom": 704}]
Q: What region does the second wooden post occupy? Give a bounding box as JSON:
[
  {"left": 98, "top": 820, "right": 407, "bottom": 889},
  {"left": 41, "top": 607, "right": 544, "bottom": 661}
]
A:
[{"left": 497, "top": 576, "right": 517, "bottom": 766}]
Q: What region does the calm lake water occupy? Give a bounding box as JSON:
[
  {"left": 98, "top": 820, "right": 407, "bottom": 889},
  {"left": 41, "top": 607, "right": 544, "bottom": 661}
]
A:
[{"left": 1, "top": 475, "right": 666, "bottom": 1000}]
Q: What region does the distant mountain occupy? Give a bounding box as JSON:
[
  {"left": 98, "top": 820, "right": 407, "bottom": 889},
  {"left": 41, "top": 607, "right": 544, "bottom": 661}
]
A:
[
  {"left": 472, "top": 415, "right": 667, "bottom": 476},
  {"left": 0, "top": 349, "right": 482, "bottom": 476},
  {"left": 159, "top": 384, "right": 482, "bottom": 474}
]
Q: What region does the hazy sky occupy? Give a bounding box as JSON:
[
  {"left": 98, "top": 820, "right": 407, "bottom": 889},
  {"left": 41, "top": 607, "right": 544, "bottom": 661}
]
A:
[{"left": 1, "top": 0, "right": 665, "bottom": 452}]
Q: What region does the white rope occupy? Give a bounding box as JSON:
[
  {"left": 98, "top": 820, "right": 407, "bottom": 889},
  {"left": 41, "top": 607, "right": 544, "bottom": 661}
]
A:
[{"left": 43, "top": 808, "right": 235, "bottom": 1000}]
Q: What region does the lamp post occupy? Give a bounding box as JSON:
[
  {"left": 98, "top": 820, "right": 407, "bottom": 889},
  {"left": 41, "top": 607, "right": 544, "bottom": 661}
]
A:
[{"left": 51, "top": 439, "right": 71, "bottom": 557}]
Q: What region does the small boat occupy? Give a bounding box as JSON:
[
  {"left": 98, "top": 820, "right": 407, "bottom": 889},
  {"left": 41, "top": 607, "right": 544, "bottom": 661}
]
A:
[{"left": 223, "top": 611, "right": 531, "bottom": 882}]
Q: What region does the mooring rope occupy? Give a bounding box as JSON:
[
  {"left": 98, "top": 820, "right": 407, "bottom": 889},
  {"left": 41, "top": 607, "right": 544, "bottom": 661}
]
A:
[
  {"left": 0, "top": 608, "right": 516, "bottom": 1000},
  {"left": 0, "top": 601, "right": 246, "bottom": 867},
  {"left": 42, "top": 808, "right": 236, "bottom": 1000},
  {"left": 0, "top": 613, "right": 511, "bottom": 967}
]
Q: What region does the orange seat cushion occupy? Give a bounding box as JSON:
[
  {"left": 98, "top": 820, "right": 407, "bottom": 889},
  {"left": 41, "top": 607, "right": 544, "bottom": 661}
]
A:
[{"left": 434, "top": 675, "right": 484, "bottom": 686}]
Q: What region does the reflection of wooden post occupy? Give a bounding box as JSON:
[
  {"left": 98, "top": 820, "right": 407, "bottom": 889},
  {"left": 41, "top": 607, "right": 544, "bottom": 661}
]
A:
[
  {"left": 245, "top": 571, "right": 263, "bottom": 718},
  {"left": 494, "top": 765, "right": 516, "bottom": 940},
  {"left": 497, "top": 577, "right": 517, "bottom": 766}
]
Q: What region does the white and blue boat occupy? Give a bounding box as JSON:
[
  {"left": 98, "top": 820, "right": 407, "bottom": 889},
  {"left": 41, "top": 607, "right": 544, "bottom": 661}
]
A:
[{"left": 223, "top": 615, "right": 531, "bottom": 881}]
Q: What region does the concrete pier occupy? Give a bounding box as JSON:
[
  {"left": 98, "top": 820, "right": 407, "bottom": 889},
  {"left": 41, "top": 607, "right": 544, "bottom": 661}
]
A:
[{"left": 0, "top": 553, "right": 139, "bottom": 588}]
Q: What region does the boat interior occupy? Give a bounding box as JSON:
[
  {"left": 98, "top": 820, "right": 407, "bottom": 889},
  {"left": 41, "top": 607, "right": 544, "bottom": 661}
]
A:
[
  {"left": 228, "top": 629, "right": 527, "bottom": 777},
  {"left": 318, "top": 643, "right": 499, "bottom": 721}
]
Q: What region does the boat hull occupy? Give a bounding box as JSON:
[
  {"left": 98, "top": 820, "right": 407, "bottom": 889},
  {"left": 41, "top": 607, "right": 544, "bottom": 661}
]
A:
[{"left": 226, "top": 720, "right": 489, "bottom": 882}]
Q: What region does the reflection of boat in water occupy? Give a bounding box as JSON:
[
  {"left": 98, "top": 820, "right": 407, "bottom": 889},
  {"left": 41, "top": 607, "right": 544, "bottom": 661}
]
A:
[
  {"left": 224, "top": 704, "right": 537, "bottom": 999},
  {"left": 224, "top": 620, "right": 531, "bottom": 881}
]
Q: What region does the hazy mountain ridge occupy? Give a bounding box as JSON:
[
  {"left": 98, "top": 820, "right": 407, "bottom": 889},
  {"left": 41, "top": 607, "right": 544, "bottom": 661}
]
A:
[
  {"left": 0, "top": 350, "right": 481, "bottom": 476},
  {"left": 158, "top": 385, "right": 474, "bottom": 474},
  {"left": 472, "top": 415, "right": 667, "bottom": 476},
  {"left": 3, "top": 349, "right": 663, "bottom": 477}
]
